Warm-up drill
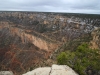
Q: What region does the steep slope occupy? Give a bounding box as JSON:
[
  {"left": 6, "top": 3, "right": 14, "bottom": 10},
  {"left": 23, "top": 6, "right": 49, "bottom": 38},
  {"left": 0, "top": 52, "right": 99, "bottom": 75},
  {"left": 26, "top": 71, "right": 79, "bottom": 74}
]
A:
[
  {"left": 0, "top": 12, "right": 100, "bottom": 75},
  {"left": 0, "top": 22, "right": 59, "bottom": 75},
  {"left": 90, "top": 27, "right": 100, "bottom": 49}
]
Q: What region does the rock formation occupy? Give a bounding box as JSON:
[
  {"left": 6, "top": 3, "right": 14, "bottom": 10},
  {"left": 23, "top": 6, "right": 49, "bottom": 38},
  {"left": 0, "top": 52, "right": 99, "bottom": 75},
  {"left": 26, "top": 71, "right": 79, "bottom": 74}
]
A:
[
  {"left": 90, "top": 27, "right": 100, "bottom": 49},
  {"left": 0, "top": 71, "right": 13, "bottom": 75},
  {"left": 22, "top": 64, "right": 78, "bottom": 75},
  {"left": 0, "top": 11, "right": 100, "bottom": 75}
]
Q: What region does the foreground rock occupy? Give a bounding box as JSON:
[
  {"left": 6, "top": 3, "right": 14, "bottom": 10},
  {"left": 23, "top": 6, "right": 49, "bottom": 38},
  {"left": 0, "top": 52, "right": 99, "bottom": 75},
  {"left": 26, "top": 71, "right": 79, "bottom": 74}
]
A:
[
  {"left": 22, "top": 64, "right": 78, "bottom": 75},
  {"left": 0, "top": 71, "right": 13, "bottom": 75}
]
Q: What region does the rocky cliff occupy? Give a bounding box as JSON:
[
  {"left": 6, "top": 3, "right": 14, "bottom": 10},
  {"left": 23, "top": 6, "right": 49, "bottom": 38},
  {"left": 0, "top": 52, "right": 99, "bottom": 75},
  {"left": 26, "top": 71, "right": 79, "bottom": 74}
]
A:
[
  {"left": 0, "top": 21, "right": 59, "bottom": 51},
  {"left": 22, "top": 64, "right": 78, "bottom": 75},
  {"left": 0, "top": 12, "right": 100, "bottom": 75},
  {"left": 9, "top": 25, "right": 59, "bottom": 52},
  {"left": 0, "top": 22, "right": 59, "bottom": 75},
  {"left": 90, "top": 27, "right": 100, "bottom": 49}
]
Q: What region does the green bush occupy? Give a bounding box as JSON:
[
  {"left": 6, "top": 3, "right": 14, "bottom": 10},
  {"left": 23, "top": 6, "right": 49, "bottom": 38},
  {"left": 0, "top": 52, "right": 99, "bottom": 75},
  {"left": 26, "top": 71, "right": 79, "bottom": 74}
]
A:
[
  {"left": 57, "top": 52, "right": 67, "bottom": 65},
  {"left": 57, "top": 43, "right": 100, "bottom": 75}
]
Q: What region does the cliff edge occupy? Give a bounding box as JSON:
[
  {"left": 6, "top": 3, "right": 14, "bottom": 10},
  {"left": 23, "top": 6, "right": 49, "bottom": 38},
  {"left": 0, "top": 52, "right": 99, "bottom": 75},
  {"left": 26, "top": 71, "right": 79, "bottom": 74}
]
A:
[{"left": 22, "top": 64, "right": 78, "bottom": 75}]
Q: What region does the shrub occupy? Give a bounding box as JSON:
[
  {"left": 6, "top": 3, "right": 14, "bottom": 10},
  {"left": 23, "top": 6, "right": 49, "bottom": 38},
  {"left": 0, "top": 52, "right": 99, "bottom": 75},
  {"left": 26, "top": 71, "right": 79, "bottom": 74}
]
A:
[
  {"left": 57, "top": 52, "right": 67, "bottom": 65},
  {"left": 57, "top": 43, "right": 100, "bottom": 75}
]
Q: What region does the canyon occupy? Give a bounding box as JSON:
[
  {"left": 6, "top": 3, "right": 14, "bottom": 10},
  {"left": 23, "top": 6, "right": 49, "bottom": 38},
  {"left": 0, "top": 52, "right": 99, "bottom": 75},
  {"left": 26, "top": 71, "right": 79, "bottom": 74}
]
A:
[
  {"left": 0, "top": 21, "right": 59, "bottom": 75},
  {"left": 0, "top": 11, "right": 100, "bottom": 75}
]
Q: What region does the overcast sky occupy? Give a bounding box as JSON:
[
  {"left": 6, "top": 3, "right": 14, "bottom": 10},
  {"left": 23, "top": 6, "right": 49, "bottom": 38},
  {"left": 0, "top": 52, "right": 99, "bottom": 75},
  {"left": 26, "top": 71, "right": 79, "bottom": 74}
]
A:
[{"left": 0, "top": 0, "right": 100, "bottom": 14}]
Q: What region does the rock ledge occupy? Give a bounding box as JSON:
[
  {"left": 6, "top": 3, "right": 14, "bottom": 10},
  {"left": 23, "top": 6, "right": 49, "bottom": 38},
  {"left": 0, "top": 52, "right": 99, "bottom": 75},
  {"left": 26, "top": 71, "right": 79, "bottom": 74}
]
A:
[{"left": 23, "top": 64, "right": 78, "bottom": 75}]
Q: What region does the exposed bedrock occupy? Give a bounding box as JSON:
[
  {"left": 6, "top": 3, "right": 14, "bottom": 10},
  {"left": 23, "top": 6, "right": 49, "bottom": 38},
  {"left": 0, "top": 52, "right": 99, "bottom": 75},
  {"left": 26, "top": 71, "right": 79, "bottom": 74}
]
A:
[{"left": 0, "top": 22, "right": 59, "bottom": 75}]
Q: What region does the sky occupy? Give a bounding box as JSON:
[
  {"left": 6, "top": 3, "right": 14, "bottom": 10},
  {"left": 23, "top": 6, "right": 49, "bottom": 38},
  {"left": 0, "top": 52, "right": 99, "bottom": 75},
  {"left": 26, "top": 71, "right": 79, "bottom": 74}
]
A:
[{"left": 0, "top": 0, "right": 100, "bottom": 14}]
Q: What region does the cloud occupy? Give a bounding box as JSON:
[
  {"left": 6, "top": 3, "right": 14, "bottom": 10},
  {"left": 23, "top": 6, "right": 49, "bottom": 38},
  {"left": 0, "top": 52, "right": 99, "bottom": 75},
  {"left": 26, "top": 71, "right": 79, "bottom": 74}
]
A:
[{"left": 0, "top": 0, "right": 100, "bottom": 14}]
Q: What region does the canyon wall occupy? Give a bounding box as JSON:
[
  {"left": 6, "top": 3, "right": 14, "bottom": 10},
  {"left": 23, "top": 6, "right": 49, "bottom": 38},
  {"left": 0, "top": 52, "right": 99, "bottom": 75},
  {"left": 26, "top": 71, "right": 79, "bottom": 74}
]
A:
[
  {"left": 0, "top": 21, "right": 59, "bottom": 75},
  {"left": 0, "top": 12, "right": 100, "bottom": 75},
  {"left": 90, "top": 27, "right": 100, "bottom": 49},
  {"left": 10, "top": 27, "right": 59, "bottom": 51},
  {"left": 0, "top": 22, "right": 59, "bottom": 52}
]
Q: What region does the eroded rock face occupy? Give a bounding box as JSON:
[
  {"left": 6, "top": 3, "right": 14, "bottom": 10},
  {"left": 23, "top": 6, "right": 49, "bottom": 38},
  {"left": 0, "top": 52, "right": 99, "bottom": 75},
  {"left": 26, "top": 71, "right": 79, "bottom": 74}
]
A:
[
  {"left": 0, "top": 22, "right": 59, "bottom": 52},
  {"left": 0, "top": 23, "right": 58, "bottom": 75},
  {"left": 90, "top": 27, "right": 100, "bottom": 49},
  {"left": 0, "top": 12, "right": 100, "bottom": 75},
  {"left": 23, "top": 64, "right": 78, "bottom": 75}
]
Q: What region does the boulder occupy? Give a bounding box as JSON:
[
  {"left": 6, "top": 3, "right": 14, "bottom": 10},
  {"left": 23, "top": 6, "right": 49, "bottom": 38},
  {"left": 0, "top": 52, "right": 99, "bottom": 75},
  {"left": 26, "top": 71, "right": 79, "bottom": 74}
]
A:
[
  {"left": 22, "top": 64, "right": 78, "bottom": 75},
  {"left": 0, "top": 71, "right": 13, "bottom": 75}
]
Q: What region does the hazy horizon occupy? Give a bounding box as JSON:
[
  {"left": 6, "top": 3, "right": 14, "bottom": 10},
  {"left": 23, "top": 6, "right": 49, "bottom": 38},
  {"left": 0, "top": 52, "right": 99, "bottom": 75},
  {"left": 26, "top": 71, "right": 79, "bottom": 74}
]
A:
[{"left": 0, "top": 0, "right": 100, "bottom": 14}]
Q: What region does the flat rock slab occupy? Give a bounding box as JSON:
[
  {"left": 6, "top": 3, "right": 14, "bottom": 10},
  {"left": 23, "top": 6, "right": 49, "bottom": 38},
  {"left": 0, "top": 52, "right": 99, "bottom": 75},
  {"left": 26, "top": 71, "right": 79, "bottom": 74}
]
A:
[
  {"left": 22, "top": 64, "right": 78, "bottom": 75},
  {"left": 51, "top": 65, "right": 78, "bottom": 75},
  {"left": 0, "top": 71, "right": 13, "bottom": 75},
  {"left": 23, "top": 67, "right": 51, "bottom": 75}
]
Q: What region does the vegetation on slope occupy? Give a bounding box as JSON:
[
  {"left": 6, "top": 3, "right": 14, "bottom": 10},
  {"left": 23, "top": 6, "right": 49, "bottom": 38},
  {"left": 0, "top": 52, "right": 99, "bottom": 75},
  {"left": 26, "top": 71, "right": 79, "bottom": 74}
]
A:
[{"left": 57, "top": 43, "right": 100, "bottom": 75}]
